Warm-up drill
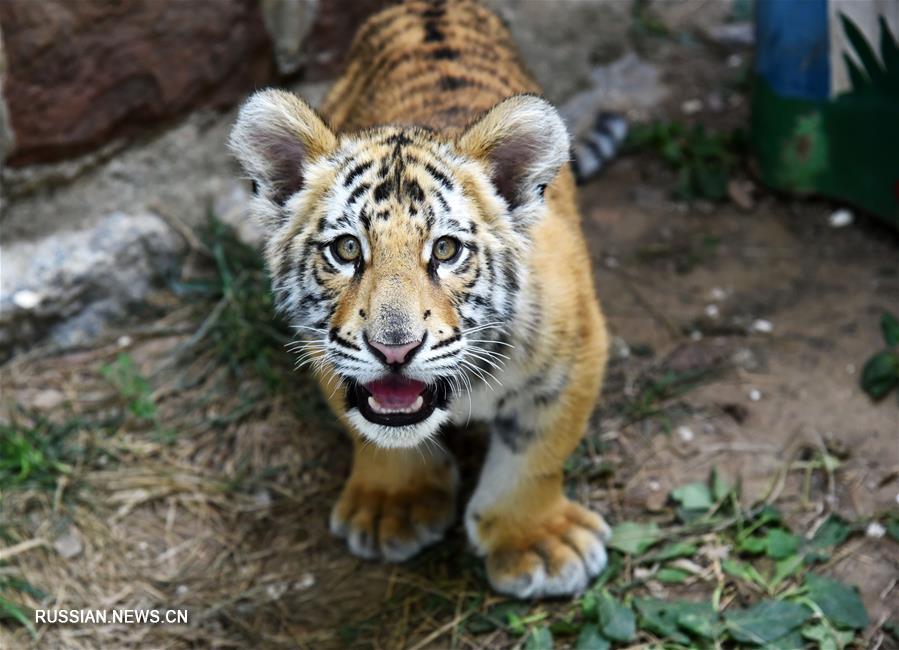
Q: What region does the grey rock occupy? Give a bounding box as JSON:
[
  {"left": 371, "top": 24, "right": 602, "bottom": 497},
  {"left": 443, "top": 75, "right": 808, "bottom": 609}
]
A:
[
  {"left": 54, "top": 528, "right": 83, "bottom": 559},
  {"left": 0, "top": 212, "right": 187, "bottom": 356},
  {"left": 559, "top": 54, "right": 668, "bottom": 137},
  {"left": 485, "top": 0, "right": 632, "bottom": 104},
  {"left": 0, "top": 29, "right": 14, "bottom": 163},
  {"left": 261, "top": 0, "right": 319, "bottom": 76}
]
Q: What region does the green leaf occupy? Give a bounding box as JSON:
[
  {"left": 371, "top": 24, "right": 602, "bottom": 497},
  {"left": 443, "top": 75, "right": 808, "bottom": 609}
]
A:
[
  {"left": 597, "top": 591, "right": 635, "bottom": 642},
  {"left": 803, "top": 622, "right": 856, "bottom": 650},
  {"left": 805, "top": 573, "right": 869, "bottom": 630},
  {"left": 764, "top": 529, "right": 802, "bottom": 560},
  {"left": 524, "top": 626, "right": 553, "bottom": 650},
  {"left": 645, "top": 541, "right": 697, "bottom": 562},
  {"left": 0, "top": 597, "right": 37, "bottom": 638},
  {"left": 769, "top": 554, "right": 804, "bottom": 589},
  {"left": 737, "top": 535, "right": 767, "bottom": 554},
  {"left": 657, "top": 567, "right": 691, "bottom": 584},
  {"left": 722, "top": 559, "right": 766, "bottom": 588},
  {"left": 887, "top": 518, "right": 899, "bottom": 542},
  {"left": 608, "top": 521, "right": 661, "bottom": 555},
  {"left": 634, "top": 598, "right": 691, "bottom": 645},
  {"left": 810, "top": 515, "right": 852, "bottom": 549},
  {"left": 581, "top": 591, "right": 599, "bottom": 621},
  {"left": 676, "top": 601, "right": 720, "bottom": 639},
  {"left": 711, "top": 467, "right": 731, "bottom": 502},
  {"left": 860, "top": 351, "right": 899, "bottom": 399},
  {"left": 725, "top": 600, "right": 811, "bottom": 645},
  {"left": 767, "top": 629, "right": 806, "bottom": 650},
  {"left": 841, "top": 13, "right": 888, "bottom": 86},
  {"left": 882, "top": 311, "right": 899, "bottom": 346},
  {"left": 670, "top": 482, "right": 714, "bottom": 511},
  {"left": 575, "top": 624, "right": 609, "bottom": 650}
]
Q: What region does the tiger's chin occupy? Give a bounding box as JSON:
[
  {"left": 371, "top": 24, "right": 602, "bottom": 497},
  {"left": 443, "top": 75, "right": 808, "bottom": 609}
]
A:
[{"left": 345, "top": 378, "right": 454, "bottom": 448}]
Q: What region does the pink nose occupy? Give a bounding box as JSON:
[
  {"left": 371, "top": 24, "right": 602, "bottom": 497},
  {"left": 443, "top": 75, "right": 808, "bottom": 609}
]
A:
[{"left": 368, "top": 338, "right": 423, "bottom": 365}]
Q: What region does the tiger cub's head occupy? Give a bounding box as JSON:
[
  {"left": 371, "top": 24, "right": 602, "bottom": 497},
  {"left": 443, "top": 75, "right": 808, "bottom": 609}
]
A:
[{"left": 229, "top": 90, "right": 569, "bottom": 448}]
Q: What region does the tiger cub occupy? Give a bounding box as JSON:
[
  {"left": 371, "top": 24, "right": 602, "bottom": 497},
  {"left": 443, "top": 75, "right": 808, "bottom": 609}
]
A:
[{"left": 229, "top": 0, "right": 611, "bottom": 598}]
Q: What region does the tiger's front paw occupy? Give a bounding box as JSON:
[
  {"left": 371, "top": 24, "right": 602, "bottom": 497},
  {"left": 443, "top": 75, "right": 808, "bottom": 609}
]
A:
[
  {"left": 478, "top": 500, "right": 611, "bottom": 599},
  {"left": 330, "top": 477, "right": 456, "bottom": 562}
]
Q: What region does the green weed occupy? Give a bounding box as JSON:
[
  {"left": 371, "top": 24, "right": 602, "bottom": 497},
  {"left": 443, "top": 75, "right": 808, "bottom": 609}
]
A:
[
  {"left": 628, "top": 121, "right": 747, "bottom": 202},
  {"left": 860, "top": 310, "right": 899, "bottom": 401}
]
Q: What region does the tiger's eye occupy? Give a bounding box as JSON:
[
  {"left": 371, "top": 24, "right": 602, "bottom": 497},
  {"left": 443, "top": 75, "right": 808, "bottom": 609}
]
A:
[
  {"left": 333, "top": 235, "right": 361, "bottom": 262},
  {"left": 432, "top": 236, "right": 460, "bottom": 262}
]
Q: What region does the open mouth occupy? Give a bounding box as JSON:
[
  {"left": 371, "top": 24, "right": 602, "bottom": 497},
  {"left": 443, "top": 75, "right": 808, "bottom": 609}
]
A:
[{"left": 349, "top": 376, "right": 442, "bottom": 427}]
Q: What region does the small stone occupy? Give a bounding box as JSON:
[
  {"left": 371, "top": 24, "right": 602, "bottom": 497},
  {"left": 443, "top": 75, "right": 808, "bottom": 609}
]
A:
[
  {"left": 727, "top": 178, "right": 755, "bottom": 211},
  {"left": 253, "top": 490, "right": 272, "bottom": 509},
  {"left": 295, "top": 573, "right": 315, "bottom": 590},
  {"left": 13, "top": 290, "right": 42, "bottom": 309},
  {"left": 828, "top": 209, "right": 854, "bottom": 228},
  {"left": 676, "top": 425, "right": 695, "bottom": 442},
  {"left": 605, "top": 256, "right": 619, "bottom": 269},
  {"left": 865, "top": 522, "right": 886, "bottom": 538},
  {"left": 648, "top": 480, "right": 661, "bottom": 492},
  {"left": 749, "top": 389, "right": 761, "bottom": 402},
  {"left": 176, "top": 585, "right": 189, "bottom": 597},
  {"left": 681, "top": 98, "right": 703, "bottom": 115},
  {"left": 32, "top": 388, "right": 65, "bottom": 410},
  {"left": 690, "top": 330, "right": 703, "bottom": 341},
  {"left": 751, "top": 319, "right": 773, "bottom": 334},
  {"left": 726, "top": 53, "right": 743, "bottom": 68},
  {"left": 705, "top": 304, "right": 720, "bottom": 319},
  {"left": 709, "top": 287, "right": 727, "bottom": 302},
  {"left": 846, "top": 364, "right": 856, "bottom": 375},
  {"left": 117, "top": 335, "right": 132, "bottom": 348},
  {"left": 54, "top": 529, "right": 83, "bottom": 559},
  {"left": 610, "top": 336, "right": 631, "bottom": 361},
  {"left": 265, "top": 582, "right": 289, "bottom": 600}
]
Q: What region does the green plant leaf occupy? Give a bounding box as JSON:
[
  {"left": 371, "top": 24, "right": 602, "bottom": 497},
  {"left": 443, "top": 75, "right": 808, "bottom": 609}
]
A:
[
  {"left": 656, "top": 567, "right": 691, "bottom": 584},
  {"left": 841, "top": 13, "right": 888, "bottom": 87},
  {"left": 676, "top": 601, "right": 720, "bottom": 639},
  {"left": 597, "top": 590, "right": 636, "bottom": 642},
  {"left": 802, "top": 622, "right": 856, "bottom": 650},
  {"left": 711, "top": 467, "right": 731, "bottom": 501},
  {"left": 634, "top": 598, "right": 691, "bottom": 644},
  {"left": 722, "top": 558, "right": 766, "bottom": 588},
  {"left": 608, "top": 521, "right": 661, "bottom": 555},
  {"left": 524, "top": 625, "right": 553, "bottom": 650},
  {"left": 0, "top": 597, "right": 37, "bottom": 638},
  {"left": 644, "top": 540, "right": 697, "bottom": 562},
  {"left": 860, "top": 350, "right": 899, "bottom": 399},
  {"left": 764, "top": 529, "right": 802, "bottom": 560},
  {"left": 805, "top": 573, "right": 869, "bottom": 630},
  {"left": 810, "top": 515, "right": 852, "bottom": 549},
  {"left": 882, "top": 311, "right": 899, "bottom": 346},
  {"left": 724, "top": 600, "right": 811, "bottom": 645},
  {"left": 670, "top": 482, "right": 714, "bottom": 511},
  {"left": 575, "top": 624, "right": 609, "bottom": 650},
  {"left": 887, "top": 518, "right": 899, "bottom": 542},
  {"left": 769, "top": 554, "right": 804, "bottom": 589}
]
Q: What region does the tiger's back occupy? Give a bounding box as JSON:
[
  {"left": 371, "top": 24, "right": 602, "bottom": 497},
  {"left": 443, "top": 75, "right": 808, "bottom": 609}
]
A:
[{"left": 323, "top": 0, "right": 538, "bottom": 133}]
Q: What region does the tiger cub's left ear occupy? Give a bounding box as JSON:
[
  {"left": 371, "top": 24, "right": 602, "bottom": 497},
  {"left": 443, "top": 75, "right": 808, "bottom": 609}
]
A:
[
  {"left": 229, "top": 89, "right": 337, "bottom": 208},
  {"left": 457, "top": 95, "right": 569, "bottom": 216}
]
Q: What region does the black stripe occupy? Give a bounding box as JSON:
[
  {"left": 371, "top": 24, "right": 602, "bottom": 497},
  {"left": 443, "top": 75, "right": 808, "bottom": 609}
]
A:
[{"left": 343, "top": 160, "right": 373, "bottom": 187}]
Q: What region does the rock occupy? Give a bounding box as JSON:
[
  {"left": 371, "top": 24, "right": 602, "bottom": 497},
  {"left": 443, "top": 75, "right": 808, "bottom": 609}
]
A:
[
  {"left": 0, "top": 212, "right": 187, "bottom": 358},
  {"left": 54, "top": 528, "right": 83, "bottom": 559},
  {"left": 0, "top": 0, "right": 274, "bottom": 165},
  {"left": 559, "top": 54, "right": 668, "bottom": 136},
  {"left": 261, "top": 0, "right": 319, "bottom": 76},
  {"left": 0, "top": 28, "right": 14, "bottom": 162},
  {"left": 299, "top": 0, "right": 392, "bottom": 80},
  {"left": 486, "top": 0, "right": 632, "bottom": 104}
]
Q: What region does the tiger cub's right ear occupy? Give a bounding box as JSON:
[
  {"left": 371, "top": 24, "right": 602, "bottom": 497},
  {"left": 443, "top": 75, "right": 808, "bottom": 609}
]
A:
[{"left": 228, "top": 89, "right": 337, "bottom": 207}]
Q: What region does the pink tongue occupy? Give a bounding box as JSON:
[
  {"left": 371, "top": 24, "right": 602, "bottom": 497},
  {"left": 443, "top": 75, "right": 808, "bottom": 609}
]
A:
[{"left": 365, "top": 376, "right": 426, "bottom": 409}]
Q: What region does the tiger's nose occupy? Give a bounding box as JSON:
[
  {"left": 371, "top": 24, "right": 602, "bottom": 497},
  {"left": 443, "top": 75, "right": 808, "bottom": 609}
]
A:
[{"left": 365, "top": 334, "right": 425, "bottom": 366}]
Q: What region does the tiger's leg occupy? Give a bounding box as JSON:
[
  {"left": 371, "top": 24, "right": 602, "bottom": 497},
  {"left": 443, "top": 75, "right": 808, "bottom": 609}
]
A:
[
  {"left": 464, "top": 362, "right": 610, "bottom": 598},
  {"left": 331, "top": 435, "right": 458, "bottom": 562}
]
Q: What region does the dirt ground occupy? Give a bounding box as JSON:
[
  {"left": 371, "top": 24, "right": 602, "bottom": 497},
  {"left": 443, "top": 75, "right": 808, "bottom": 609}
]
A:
[{"left": 2, "top": 35, "right": 898, "bottom": 650}]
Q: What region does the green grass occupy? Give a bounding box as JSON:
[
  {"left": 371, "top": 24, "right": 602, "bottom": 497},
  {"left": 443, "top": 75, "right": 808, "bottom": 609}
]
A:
[
  {"left": 171, "top": 215, "right": 293, "bottom": 391},
  {"left": 0, "top": 412, "right": 115, "bottom": 492},
  {"left": 628, "top": 121, "right": 747, "bottom": 202}
]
